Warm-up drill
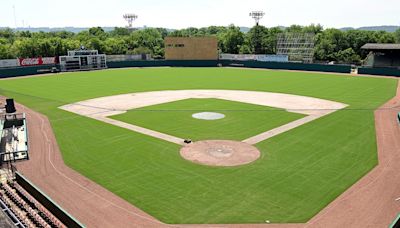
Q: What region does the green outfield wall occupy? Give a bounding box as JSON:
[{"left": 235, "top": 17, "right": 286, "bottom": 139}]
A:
[
  {"left": 220, "top": 60, "right": 351, "bottom": 73},
  {"left": 0, "top": 65, "right": 58, "bottom": 78},
  {"left": 0, "top": 60, "right": 353, "bottom": 78},
  {"left": 105, "top": 60, "right": 352, "bottom": 73},
  {"left": 358, "top": 67, "right": 400, "bottom": 77}
]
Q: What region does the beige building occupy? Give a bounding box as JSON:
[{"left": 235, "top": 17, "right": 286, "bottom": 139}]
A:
[{"left": 164, "top": 37, "right": 218, "bottom": 60}]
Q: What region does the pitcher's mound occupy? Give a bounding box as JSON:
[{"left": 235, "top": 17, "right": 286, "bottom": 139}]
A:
[{"left": 180, "top": 140, "right": 261, "bottom": 167}]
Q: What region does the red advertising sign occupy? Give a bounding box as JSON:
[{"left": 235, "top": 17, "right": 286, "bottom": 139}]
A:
[{"left": 18, "top": 57, "right": 56, "bottom": 66}]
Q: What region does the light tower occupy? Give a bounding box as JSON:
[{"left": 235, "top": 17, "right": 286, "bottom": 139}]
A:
[
  {"left": 123, "top": 14, "right": 138, "bottom": 29},
  {"left": 249, "top": 11, "right": 265, "bottom": 26}
]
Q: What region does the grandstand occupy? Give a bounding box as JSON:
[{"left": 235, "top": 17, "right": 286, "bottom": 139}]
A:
[
  {"left": 362, "top": 43, "right": 400, "bottom": 68},
  {"left": 0, "top": 179, "right": 66, "bottom": 227},
  {"left": 0, "top": 100, "right": 82, "bottom": 228}
]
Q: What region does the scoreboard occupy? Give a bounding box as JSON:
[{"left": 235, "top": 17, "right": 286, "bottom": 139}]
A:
[{"left": 59, "top": 50, "right": 107, "bottom": 72}]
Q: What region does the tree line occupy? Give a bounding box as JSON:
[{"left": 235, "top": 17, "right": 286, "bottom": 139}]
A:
[{"left": 1, "top": 25, "right": 400, "bottom": 64}]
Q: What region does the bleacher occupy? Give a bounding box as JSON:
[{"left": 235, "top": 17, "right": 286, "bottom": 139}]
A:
[{"left": 0, "top": 180, "right": 66, "bottom": 228}]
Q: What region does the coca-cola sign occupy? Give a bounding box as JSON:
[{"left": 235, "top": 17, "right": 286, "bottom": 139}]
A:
[{"left": 18, "top": 57, "right": 56, "bottom": 66}]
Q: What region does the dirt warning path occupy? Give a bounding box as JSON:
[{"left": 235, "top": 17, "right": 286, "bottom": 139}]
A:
[{"left": 11, "top": 80, "right": 400, "bottom": 228}]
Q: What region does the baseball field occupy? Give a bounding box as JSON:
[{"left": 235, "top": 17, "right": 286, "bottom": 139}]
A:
[{"left": 0, "top": 67, "right": 397, "bottom": 224}]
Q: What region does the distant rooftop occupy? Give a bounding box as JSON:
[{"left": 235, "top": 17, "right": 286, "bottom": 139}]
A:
[{"left": 361, "top": 43, "right": 400, "bottom": 50}]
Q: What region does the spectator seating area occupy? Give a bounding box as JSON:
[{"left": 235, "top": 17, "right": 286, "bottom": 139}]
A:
[{"left": 0, "top": 181, "right": 65, "bottom": 228}]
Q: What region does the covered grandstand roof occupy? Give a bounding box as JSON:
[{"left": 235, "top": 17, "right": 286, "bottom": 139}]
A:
[{"left": 361, "top": 43, "right": 400, "bottom": 50}]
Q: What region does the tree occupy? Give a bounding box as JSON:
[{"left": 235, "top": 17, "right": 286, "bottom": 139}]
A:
[
  {"left": 247, "top": 25, "right": 268, "bottom": 54},
  {"left": 303, "top": 24, "right": 323, "bottom": 34},
  {"left": 127, "top": 46, "right": 152, "bottom": 55},
  {"left": 62, "top": 39, "right": 80, "bottom": 53},
  {"left": 375, "top": 31, "right": 396, "bottom": 43},
  {"left": 85, "top": 38, "right": 105, "bottom": 53},
  {"left": 12, "top": 38, "right": 38, "bottom": 57},
  {"left": 89, "top": 27, "right": 106, "bottom": 37},
  {"left": 396, "top": 29, "right": 400, "bottom": 43},
  {"left": 110, "top": 27, "right": 131, "bottom": 37},
  {"left": 0, "top": 24, "right": 398, "bottom": 61},
  {"left": 239, "top": 43, "right": 252, "bottom": 54},
  {"left": 128, "top": 28, "right": 164, "bottom": 58},
  {"left": 168, "top": 30, "right": 188, "bottom": 37},
  {"left": 220, "top": 25, "right": 244, "bottom": 54},
  {"left": 262, "top": 27, "right": 283, "bottom": 54},
  {"left": 335, "top": 48, "right": 361, "bottom": 64},
  {"left": 36, "top": 38, "right": 54, "bottom": 56},
  {"left": 17, "top": 31, "right": 32, "bottom": 38},
  {"left": 286, "top": 25, "right": 303, "bottom": 33},
  {"left": 0, "top": 28, "right": 16, "bottom": 43},
  {"left": 0, "top": 38, "right": 15, "bottom": 59},
  {"left": 314, "top": 29, "right": 348, "bottom": 61},
  {"left": 103, "top": 38, "right": 127, "bottom": 54},
  {"left": 205, "top": 26, "right": 227, "bottom": 35},
  {"left": 155, "top": 28, "right": 169, "bottom": 39},
  {"left": 54, "top": 31, "right": 75, "bottom": 39}
]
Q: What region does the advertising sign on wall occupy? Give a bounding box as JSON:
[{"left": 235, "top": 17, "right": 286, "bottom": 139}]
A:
[
  {"left": 220, "top": 54, "right": 289, "bottom": 62},
  {"left": 18, "top": 57, "right": 56, "bottom": 66},
  {"left": 0, "top": 59, "right": 19, "bottom": 68}
]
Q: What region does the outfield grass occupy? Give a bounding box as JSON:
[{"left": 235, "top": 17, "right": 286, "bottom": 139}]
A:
[
  {"left": 111, "top": 98, "right": 305, "bottom": 141},
  {"left": 0, "top": 68, "right": 397, "bottom": 224}
]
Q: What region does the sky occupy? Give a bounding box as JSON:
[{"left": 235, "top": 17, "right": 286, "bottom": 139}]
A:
[{"left": 1, "top": 0, "right": 399, "bottom": 29}]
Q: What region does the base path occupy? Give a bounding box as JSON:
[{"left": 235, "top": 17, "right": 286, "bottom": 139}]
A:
[
  {"left": 10, "top": 81, "right": 400, "bottom": 228},
  {"left": 60, "top": 90, "right": 347, "bottom": 145}
]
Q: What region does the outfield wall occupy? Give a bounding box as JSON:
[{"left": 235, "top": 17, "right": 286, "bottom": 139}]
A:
[
  {"left": 220, "top": 60, "right": 351, "bottom": 73},
  {"left": 0, "top": 65, "right": 58, "bottom": 78},
  {"left": 0, "top": 60, "right": 352, "bottom": 78},
  {"left": 107, "top": 60, "right": 352, "bottom": 73},
  {"left": 107, "top": 60, "right": 219, "bottom": 68},
  {"left": 358, "top": 67, "right": 400, "bottom": 77}
]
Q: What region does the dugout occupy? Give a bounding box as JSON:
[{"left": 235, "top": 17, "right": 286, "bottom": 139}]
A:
[
  {"left": 165, "top": 37, "right": 218, "bottom": 60},
  {"left": 362, "top": 43, "right": 400, "bottom": 68}
]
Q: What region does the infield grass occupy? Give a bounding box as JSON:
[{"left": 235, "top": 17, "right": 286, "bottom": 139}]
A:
[
  {"left": 0, "top": 68, "right": 397, "bottom": 224},
  {"left": 111, "top": 98, "right": 305, "bottom": 141}
]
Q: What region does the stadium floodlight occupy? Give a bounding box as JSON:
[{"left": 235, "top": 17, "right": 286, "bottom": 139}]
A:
[
  {"left": 123, "top": 14, "right": 138, "bottom": 28},
  {"left": 249, "top": 11, "right": 265, "bottom": 26}
]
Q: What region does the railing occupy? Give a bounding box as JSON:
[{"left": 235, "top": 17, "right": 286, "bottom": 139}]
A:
[
  {"left": 398, "top": 112, "right": 400, "bottom": 124},
  {"left": 390, "top": 213, "right": 400, "bottom": 228}
]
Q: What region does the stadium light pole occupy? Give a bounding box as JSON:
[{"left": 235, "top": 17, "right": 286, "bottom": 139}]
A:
[
  {"left": 123, "top": 14, "right": 138, "bottom": 29},
  {"left": 249, "top": 11, "right": 265, "bottom": 26},
  {"left": 249, "top": 11, "right": 265, "bottom": 54}
]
